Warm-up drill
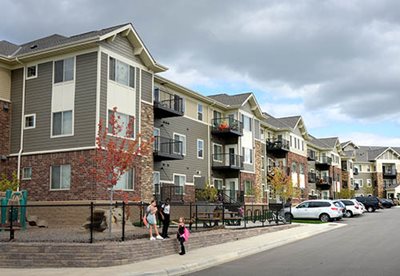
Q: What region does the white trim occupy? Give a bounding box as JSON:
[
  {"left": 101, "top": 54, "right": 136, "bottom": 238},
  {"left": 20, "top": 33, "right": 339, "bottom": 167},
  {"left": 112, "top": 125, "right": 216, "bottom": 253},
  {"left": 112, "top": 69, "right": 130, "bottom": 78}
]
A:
[
  {"left": 212, "top": 142, "right": 223, "bottom": 162},
  {"left": 0, "top": 97, "right": 11, "bottom": 103},
  {"left": 240, "top": 170, "right": 256, "bottom": 174},
  {"left": 173, "top": 132, "right": 186, "bottom": 156},
  {"left": 23, "top": 113, "right": 36, "bottom": 129},
  {"left": 9, "top": 146, "right": 96, "bottom": 156},
  {"left": 138, "top": 68, "right": 142, "bottom": 136},
  {"left": 197, "top": 138, "right": 204, "bottom": 159},
  {"left": 212, "top": 177, "right": 223, "bottom": 188},
  {"left": 106, "top": 109, "right": 136, "bottom": 140},
  {"left": 49, "top": 164, "right": 71, "bottom": 191},
  {"left": 141, "top": 100, "right": 153, "bottom": 106},
  {"left": 26, "top": 64, "right": 38, "bottom": 80},
  {"left": 50, "top": 110, "right": 74, "bottom": 138},
  {"left": 193, "top": 175, "right": 202, "bottom": 186},
  {"left": 21, "top": 167, "right": 32, "bottom": 180},
  {"left": 100, "top": 48, "right": 150, "bottom": 72},
  {"left": 182, "top": 114, "right": 211, "bottom": 126},
  {"left": 197, "top": 103, "right": 203, "bottom": 122},
  {"left": 173, "top": 173, "right": 186, "bottom": 195}
]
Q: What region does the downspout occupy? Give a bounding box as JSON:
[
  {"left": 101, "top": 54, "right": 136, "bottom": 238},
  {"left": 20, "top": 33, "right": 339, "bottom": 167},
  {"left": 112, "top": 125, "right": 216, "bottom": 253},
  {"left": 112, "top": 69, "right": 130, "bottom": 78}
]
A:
[{"left": 15, "top": 57, "right": 26, "bottom": 192}]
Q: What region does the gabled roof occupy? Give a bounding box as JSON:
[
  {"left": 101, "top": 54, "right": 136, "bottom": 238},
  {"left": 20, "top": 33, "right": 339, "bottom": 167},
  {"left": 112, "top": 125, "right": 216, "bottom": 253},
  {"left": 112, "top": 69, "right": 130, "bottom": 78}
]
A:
[
  {"left": 355, "top": 146, "right": 388, "bottom": 162},
  {"left": 0, "top": 23, "right": 167, "bottom": 72},
  {"left": 279, "top": 116, "right": 301, "bottom": 129},
  {"left": 318, "top": 137, "right": 339, "bottom": 149},
  {"left": 263, "top": 112, "right": 291, "bottom": 130},
  {"left": 208, "top": 93, "right": 252, "bottom": 106},
  {"left": 341, "top": 140, "right": 359, "bottom": 149},
  {"left": 308, "top": 135, "right": 331, "bottom": 150}
]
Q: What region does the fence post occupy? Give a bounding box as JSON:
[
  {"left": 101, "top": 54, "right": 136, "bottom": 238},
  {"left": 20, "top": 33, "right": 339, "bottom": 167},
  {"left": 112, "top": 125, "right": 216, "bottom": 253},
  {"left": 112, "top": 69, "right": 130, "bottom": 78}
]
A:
[
  {"left": 195, "top": 204, "right": 198, "bottom": 230},
  {"left": 9, "top": 205, "right": 14, "bottom": 241},
  {"left": 262, "top": 204, "right": 264, "bottom": 227},
  {"left": 222, "top": 202, "right": 225, "bottom": 226},
  {"left": 189, "top": 202, "right": 192, "bottom": 230},
  {"left": 140, "top": 202, "right": 143, "bottom": 227},
  {"left": 122, "top": 201, "right": 126, "bottom": 241},
  {"left": 90, "top": 202, "right": 94, "bottom": 243},
  {"left": 244, "top": 205, "right": 247, "bottom": 229}
]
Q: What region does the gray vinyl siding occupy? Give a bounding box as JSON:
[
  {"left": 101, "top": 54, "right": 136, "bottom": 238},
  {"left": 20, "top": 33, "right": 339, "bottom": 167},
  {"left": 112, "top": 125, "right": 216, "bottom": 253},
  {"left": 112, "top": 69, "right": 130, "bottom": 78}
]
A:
[
  {"left": 135, "top": 68, "right": 140, "bottom": 135},
  {"left": 254, "top": 119, "right": 260, "bottom": 139},
  {"left": 100, "top": 52, "right": 108, "bottom": 121},
  {"left": 22, "top": 52, "right": 98, "bottom": 152},
  {"left": 141, "top": 70, "right": 152, "bottom": 103},
  {"left": 154, "top": 116, "right": 209, "bottom": 185},
  {"left": 241, "top": 102, "right": 252, "bottom": 114},
  {"left": 10, "top": 69, "right": 23, "bottom": 154},
  {"left": 100, "top": 34, "right": 143, "bottom": 65},
  {"left": 293, "top": 127, "right": 302, "bottom": 136}
]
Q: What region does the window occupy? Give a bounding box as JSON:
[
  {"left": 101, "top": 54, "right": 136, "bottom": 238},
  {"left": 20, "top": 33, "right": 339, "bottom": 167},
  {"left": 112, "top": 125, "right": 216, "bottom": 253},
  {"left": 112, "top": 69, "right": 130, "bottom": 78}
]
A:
[
  {"left": 52, "top": 110, "right": 72, "bottom": 136},
  {"left": 213, "top": 144, "right": 223, "bottom": 161},
  {"left": 174, "top": 174, "right": 186, "bottom": 195},
  {"left": 51, "top": 164, "right": 71, "bottom": 190},
  {"left": 302, "top": 141, "right": 304, "bottom": 151},
  {"left": 367, "top": 179, "right": 372, "bottom": 187},
  {"left": 260, "top": 129, "right": 265, "bottom": 140},
  {"left": 153, "top": 172, "right": 160, "bottom": 194},
  {"left": 245, "top": 180, "right": 253, "bottom": 195},
  {"left": 22, "top": 167, "right": 32, "bottom": 180},
  {"left": 290, "top": 136, "right": 293, "bottom": 147},
  {"left": 291, "top": 162, "right": 297, "bottom": 173},
  {"left": 54, "top": 57, "right": 74, "bottom": 83},
  {"left": 358, "top": 179, "right": 363, "bottom": 187},
  {"left": 242, "top": 115, "right": 252, "bottom": 131},
  {"left": 173, "top": 133, "right": 186, "bottom": 155},
  {"left": 24, "top": 114, "right": 36, "bottom": 129},
  {"left": 197, "top": 139, "right": 204, "bottom": 159},
  {"left": 108, "top": 110, "right": 135, "bottom": 138},
  {"left": 213, "top": 179, "right": 223, "bottom": 189},
  {"left": 243, "top": 147, "right": 253, "bottom": 164},
  {"left": 261, "top": 156, "right": 265, "bottom": 171},
  {"left": 115, "top": 169, "right": 134, "bottom": 190},
  {"left": 299, "top": 164, "right": 304, "bottom": 174},
  {"left": 109, "top": 57, "right": 135, "bottom": 88},
  {"left": 197, "top": 104, "right": 203, "bottom": 121},
  {"left": 27, "top": 65, "right": 37, "bottom": 79}
]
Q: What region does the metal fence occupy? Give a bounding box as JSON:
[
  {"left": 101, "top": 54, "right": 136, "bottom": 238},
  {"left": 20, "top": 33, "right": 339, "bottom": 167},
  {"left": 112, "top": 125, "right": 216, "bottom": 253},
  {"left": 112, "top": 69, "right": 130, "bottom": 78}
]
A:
[{"left": 0, "top": 201, "right": 290, "bottom": 243}]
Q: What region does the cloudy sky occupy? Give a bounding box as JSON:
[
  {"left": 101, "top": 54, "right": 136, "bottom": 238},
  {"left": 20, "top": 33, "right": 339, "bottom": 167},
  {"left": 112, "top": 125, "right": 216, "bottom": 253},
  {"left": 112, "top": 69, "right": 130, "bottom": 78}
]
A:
[{"left": 2, "top": 0, "right": 400, "bottom": 146}]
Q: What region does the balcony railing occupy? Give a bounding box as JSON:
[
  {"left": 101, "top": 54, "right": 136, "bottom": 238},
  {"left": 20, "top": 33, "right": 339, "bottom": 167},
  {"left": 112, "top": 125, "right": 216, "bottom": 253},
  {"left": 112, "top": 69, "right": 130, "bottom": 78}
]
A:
[
  {"left": 153, "top": 136, "right": 184, "bottom": 161},
  {"left": 316, "top": 176, "right": 332, "bottom": 189},
  {"left": 153, "top": 88, "right": 184, "bottom": 118},
  {"left": 267, "top": 138, "right": 290, "bottom": 153},
  {"left": 212, "top": 153, "right": 244, "bottom": 171},
  {"left": 211, "top": 117, "right": 243, "bottom": 137},
  {"left": 268, "top": 166, "right": 290, "bottom": 176},
  {"left": 315, "top": 156, "right": 332, "bottom": 169},
  {"left": 154, "top": 184, "right": 184, "bottom": 202},
  {"left": 383, "top": 169, "right": 397, "bottom": 176},
  {"left": 308, "top": 172, "right": 316, "bottom": 183}
]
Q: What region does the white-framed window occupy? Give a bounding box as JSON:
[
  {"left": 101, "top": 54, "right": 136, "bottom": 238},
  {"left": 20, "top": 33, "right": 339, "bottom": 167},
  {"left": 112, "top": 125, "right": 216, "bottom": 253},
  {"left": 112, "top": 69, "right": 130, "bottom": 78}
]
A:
[
  {"left": 24, "top": 114, "right": 36, "bottom": 129},
  {"left": 213, "top": 143, "right": 223, "bottom": 162},
  {"left": 242, "top": 147, "right": 253, "bottom": 164},
  {"left": 302, "top": 141, "right": 304, "bottom": 151},
  {"left": 50, "top": 164, "right": 71, "bottom": 190},
  {"left": 261, "top": 156, "right": 265, "bottom": 171},
  {"left": 357, "top": 179, "right": 363, "bottom": 187},
  {"left": 115, "top": 169, "right": 134, "bottom": 190},
  {"left": 173, "top": 133, "right": 186, "bottom": 155},
  {"left": 153, "top": 171, "right": 160, "bottom": 194},
  {"left": 299, "top": 164, "right": 304, "bottom": 174},
  {"left": 290, "top": 136, "right": 293, "bottom": 147},
  {"left": 174, "top": 174, "right": 186, "bottom": 195},
  {"left": 26, "top": 65, "right": 37, "bottom": 79},
  {"left": 197, "top": 139, "right": 204, "bottom": 159},
  {"left": 213, "top": 178, "right": 223, "bottom": 190},
  {"left": 260, "top": 129, "right": 265, "bottom": 140},
  {"left": 197, "top": 104, "right": 203, "bottom": 121},
  {"left": 367, "top": 179, "right": 372, "bottom": 187},
  {"left": 109, "top": 57, "right": 135, "bottom": 88},
  {"left": 242, "top": 114, "right": 252, "bottom": 131},
  {"left": 108, "top": 110, "right": 135, "bottom": 138},
  {"left": 244, "top": 180, "right": 253, "bottom": 195},
  {"left": 52, "top": 110, "right": 72, "bottom": 136},
  {"left": 22, "top": 167, "right": 32, "bottom": 180},
  {"left": 54, "top": 57, "right": 74, "bottom": 83}
]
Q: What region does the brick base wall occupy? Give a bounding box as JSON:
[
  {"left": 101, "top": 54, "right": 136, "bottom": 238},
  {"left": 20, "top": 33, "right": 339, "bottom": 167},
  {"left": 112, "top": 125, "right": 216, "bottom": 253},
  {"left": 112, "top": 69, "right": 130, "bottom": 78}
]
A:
[
  {"left": 287, "top": 152, "right": 308, "bottom": 199},
  {"left": 0, "top": 224, "right": 298, "bottom": 268},
  {"left": 0, "top": 100, "right": 11, "bottom": 174}
]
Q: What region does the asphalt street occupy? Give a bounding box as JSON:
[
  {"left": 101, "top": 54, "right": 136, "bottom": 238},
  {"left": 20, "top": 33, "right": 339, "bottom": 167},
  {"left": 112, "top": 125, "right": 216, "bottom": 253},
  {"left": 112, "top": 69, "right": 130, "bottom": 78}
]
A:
[{"left": 189, "top": 207, "right": 400, "bottom": 276}]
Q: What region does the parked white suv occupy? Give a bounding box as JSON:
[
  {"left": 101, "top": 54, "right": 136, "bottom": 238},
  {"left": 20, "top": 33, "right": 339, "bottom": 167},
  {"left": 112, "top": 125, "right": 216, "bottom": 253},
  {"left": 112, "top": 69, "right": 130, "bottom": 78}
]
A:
[
  {"left": 285, "top": 200, "right": 343, "bottom": 222},
  {"left": 338, "top": 199, "right": 363, "bottom": 217}
]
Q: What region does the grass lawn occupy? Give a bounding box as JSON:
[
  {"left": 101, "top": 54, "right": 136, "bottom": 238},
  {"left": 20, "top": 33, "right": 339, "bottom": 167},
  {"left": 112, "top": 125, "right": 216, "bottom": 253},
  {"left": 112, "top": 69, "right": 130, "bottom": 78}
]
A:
[{"left": 291, "top": 219, "right": 327, "bottom": 224}]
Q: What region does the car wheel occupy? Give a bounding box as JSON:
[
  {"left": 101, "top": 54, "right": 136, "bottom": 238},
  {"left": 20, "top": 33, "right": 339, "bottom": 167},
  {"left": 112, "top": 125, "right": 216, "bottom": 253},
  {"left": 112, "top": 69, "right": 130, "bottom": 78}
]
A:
[
  {"left": 320, "top": 213, "right": 330, "bottom": 222},
  {"left": 367, "top": 206, "right": 374, "bottom": 212},
  {"left": 345, "top": 210, "right": 353, "bottom": 217}
]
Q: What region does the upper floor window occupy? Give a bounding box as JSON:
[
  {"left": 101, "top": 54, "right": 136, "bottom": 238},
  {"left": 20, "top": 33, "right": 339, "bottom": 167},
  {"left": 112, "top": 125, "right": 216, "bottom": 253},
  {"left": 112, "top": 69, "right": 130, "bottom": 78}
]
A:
[
  {"left": 54, "top": 57, "right": 74, "bottom": 83},
  {"left": 109, "top": 57, "right": 135, "bottom": 88},
  {"left": 197, "top": 139, "right": 204, "bottom": 159},
  {"left": 197, "top": 104, "right": 203, "bottom": 121},
  {"left": 174, "top": 174, "right": 186, "bottom": 195},
  {"left": 108, "top": 110, "right": 135, "bottom": 138},
  {"left": 51, "top": 164, "right": 71, "bottom": 190},
  {"left": 24, "top": 114, "right": 36, "bottom": 129},
  {"left": 243, "top": 147, "right": 253, "bottom": 164},
  {"left": 260, "top": 129, "right": 265, "bottom": 140},
  {"left": 27, "top": 65, "right": 37, "bottom": 79},
  {"left": 291, "top": 162, "right": 297, "bottom": 173},
  {"left": 115, "top": 169, "right": 135, "bottom": 190},
  {"left": 52, "top": 110, "right": 72, "bottom": 136},
  {"left": 213, "top": 143, "right": 223, "bottom": 162},
  {"left": 174, "top": 133, "right": 186, "bottom": 155},
  {"left": 242, "top": 115, "right": 252, "bottom": 131}
]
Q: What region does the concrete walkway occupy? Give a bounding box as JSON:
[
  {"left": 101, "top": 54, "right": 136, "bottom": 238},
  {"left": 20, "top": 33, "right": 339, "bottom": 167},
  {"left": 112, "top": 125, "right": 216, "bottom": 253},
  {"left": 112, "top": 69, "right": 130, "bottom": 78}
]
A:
[{"left": 2, "top": 223, "right": 345, "bottom": 276}]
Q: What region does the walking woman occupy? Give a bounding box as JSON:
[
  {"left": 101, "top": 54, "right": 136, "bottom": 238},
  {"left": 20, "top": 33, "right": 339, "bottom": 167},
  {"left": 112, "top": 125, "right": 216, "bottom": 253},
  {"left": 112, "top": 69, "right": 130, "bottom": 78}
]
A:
[{"left": 146, "top": 199, "right": 164, "bottom": 240}]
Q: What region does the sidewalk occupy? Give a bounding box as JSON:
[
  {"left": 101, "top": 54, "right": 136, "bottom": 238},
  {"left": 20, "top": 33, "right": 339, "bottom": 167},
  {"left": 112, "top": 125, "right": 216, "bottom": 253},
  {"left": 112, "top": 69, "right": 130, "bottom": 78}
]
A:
[{"left": 2, "top": 223, "right": 345, "bottom": 276}]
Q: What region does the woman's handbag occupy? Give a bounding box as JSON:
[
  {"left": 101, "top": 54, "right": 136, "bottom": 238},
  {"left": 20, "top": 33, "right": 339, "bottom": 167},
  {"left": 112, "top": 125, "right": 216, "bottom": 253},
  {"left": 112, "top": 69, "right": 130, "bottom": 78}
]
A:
[{"left": 143, "top": 215, "right": 148, "bottom": 227}]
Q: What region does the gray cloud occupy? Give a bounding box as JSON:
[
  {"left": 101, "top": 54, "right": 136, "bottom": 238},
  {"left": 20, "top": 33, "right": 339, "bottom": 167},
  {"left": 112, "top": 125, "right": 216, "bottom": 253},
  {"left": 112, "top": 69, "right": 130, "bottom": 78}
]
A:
[{"left": 2, "top": 0, "right": 400, "bottom": 122}]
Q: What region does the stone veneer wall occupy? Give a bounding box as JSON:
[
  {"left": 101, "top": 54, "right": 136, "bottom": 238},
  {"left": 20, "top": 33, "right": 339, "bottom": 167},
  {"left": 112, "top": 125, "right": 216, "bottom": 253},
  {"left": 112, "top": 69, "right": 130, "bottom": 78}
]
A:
[
  {"left": 333, "top": 167, "right": 342, "bottom": 194},
  {"left": 254, "top": 141, "right": 264, "bottom": 203},
  {"left": 140, "top": 102, "right": 154, "bottom": 202},
  {"left": 240, "top": 171, "right": 257, "bottom": 204},
  {"left": 0, "top": 100, "right": 11, "bottom": 174},
  {"left": 376, "top": 172, "right": 384, "bottom": 197}
]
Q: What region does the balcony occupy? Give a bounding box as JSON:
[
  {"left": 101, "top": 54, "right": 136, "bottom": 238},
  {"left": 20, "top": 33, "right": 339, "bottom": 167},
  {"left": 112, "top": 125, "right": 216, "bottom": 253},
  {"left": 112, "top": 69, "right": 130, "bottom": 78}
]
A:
[
  {"left": 268, "top": 166, "right": 290, "bottom": 176},
  {"left": 211, "top": 117, "right": 243, "bottom": 138},
  {"left": 383, "top": 169, "right": 397, "bottom": 177},
  {"left": 153, "top": 136, "right": 184, "bottom": 161},
  {"left": 266, "top": 139, "right": 290, "bottom": 158},
  {"left": 307, "top": 150, "right": 316, "bottom": 161},
  {"left": 315, "top": 156, "right": 332, "bottom": 170},
  {"left": 212, "top": 153, "right": 244, "bottom": 171},
  {"left": 154, "top": 88, "right": 184, "bottom": 118},
  {"left": 308, "top": 172, "right": 316, "bottom": 183},
  {"left": 154, "top": 184, "right": 184, "bottom": 203},
  {"left": 316, "top": 176, "right": 332, "bottom": 190}
]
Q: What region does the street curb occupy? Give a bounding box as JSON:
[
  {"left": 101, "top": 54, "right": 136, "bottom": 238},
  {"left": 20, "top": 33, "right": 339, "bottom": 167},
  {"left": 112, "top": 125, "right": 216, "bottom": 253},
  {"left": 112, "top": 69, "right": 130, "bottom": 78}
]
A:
[{"left": 124, "top": 223, "right": 346, "bottom": 276}]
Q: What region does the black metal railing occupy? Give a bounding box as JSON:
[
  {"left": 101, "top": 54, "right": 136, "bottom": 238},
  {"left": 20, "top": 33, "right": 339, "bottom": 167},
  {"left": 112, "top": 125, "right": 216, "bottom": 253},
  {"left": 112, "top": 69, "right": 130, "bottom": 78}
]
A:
[
  {"left": 267, "top": 138, "right": 290, "bottom": 151},
  {"left": 211, "top": 117, "right": 243, "bottom": 136},
  {"left": 154, "top": 184, "right": 184, "bottom": 203},
  {"left": 153, "top": 136, "right": 184, "bottom": 160},
  {"left": 153, "top": 88, "right": 184, "bottom": 117},
  {"left": 383, "top": 169, "right": 396, "bottom": 176},
  {"left": 212, "top": 153, "right": 244, "bottom": 170},
  {"left": 308, "top": 172, "right": 316, "bottom": 183},
  {"left": 307, "top": 150, "right": 316, "bottom": 160},
  {"left": 317, "top": 176, "right": 333, "bottom": 185},
  {"left": 316, "top": 156, "right": 332, "bottom": 165}
]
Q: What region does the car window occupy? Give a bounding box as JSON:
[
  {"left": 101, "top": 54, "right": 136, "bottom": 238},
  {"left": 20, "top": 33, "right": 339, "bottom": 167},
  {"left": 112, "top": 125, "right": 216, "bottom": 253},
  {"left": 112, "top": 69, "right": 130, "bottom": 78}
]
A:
[
  {"left": 342, "top": 200, "right": 354, "bottom": 205},
  {"left": 297, "top": 202, "right": 309, "bottom": 208},
  {"left": 333, "top": 202, "right": 342, "bottom": 208}
]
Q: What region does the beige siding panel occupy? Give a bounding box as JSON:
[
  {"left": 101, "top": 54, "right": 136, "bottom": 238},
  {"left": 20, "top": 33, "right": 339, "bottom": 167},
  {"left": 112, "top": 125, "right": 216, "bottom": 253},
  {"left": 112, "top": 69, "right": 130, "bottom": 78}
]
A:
[
  {"left": 100, "top": 52, "right": 108, "bottom": 122},
  {"left": 0, "top": 68, "right": 11, "bottom": 101},
  {"left": 141, "top": 70, "right": 152, "bottom": 103},
  {"left": 10, "top": 69, "right": 23, "bottom": 153}
]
